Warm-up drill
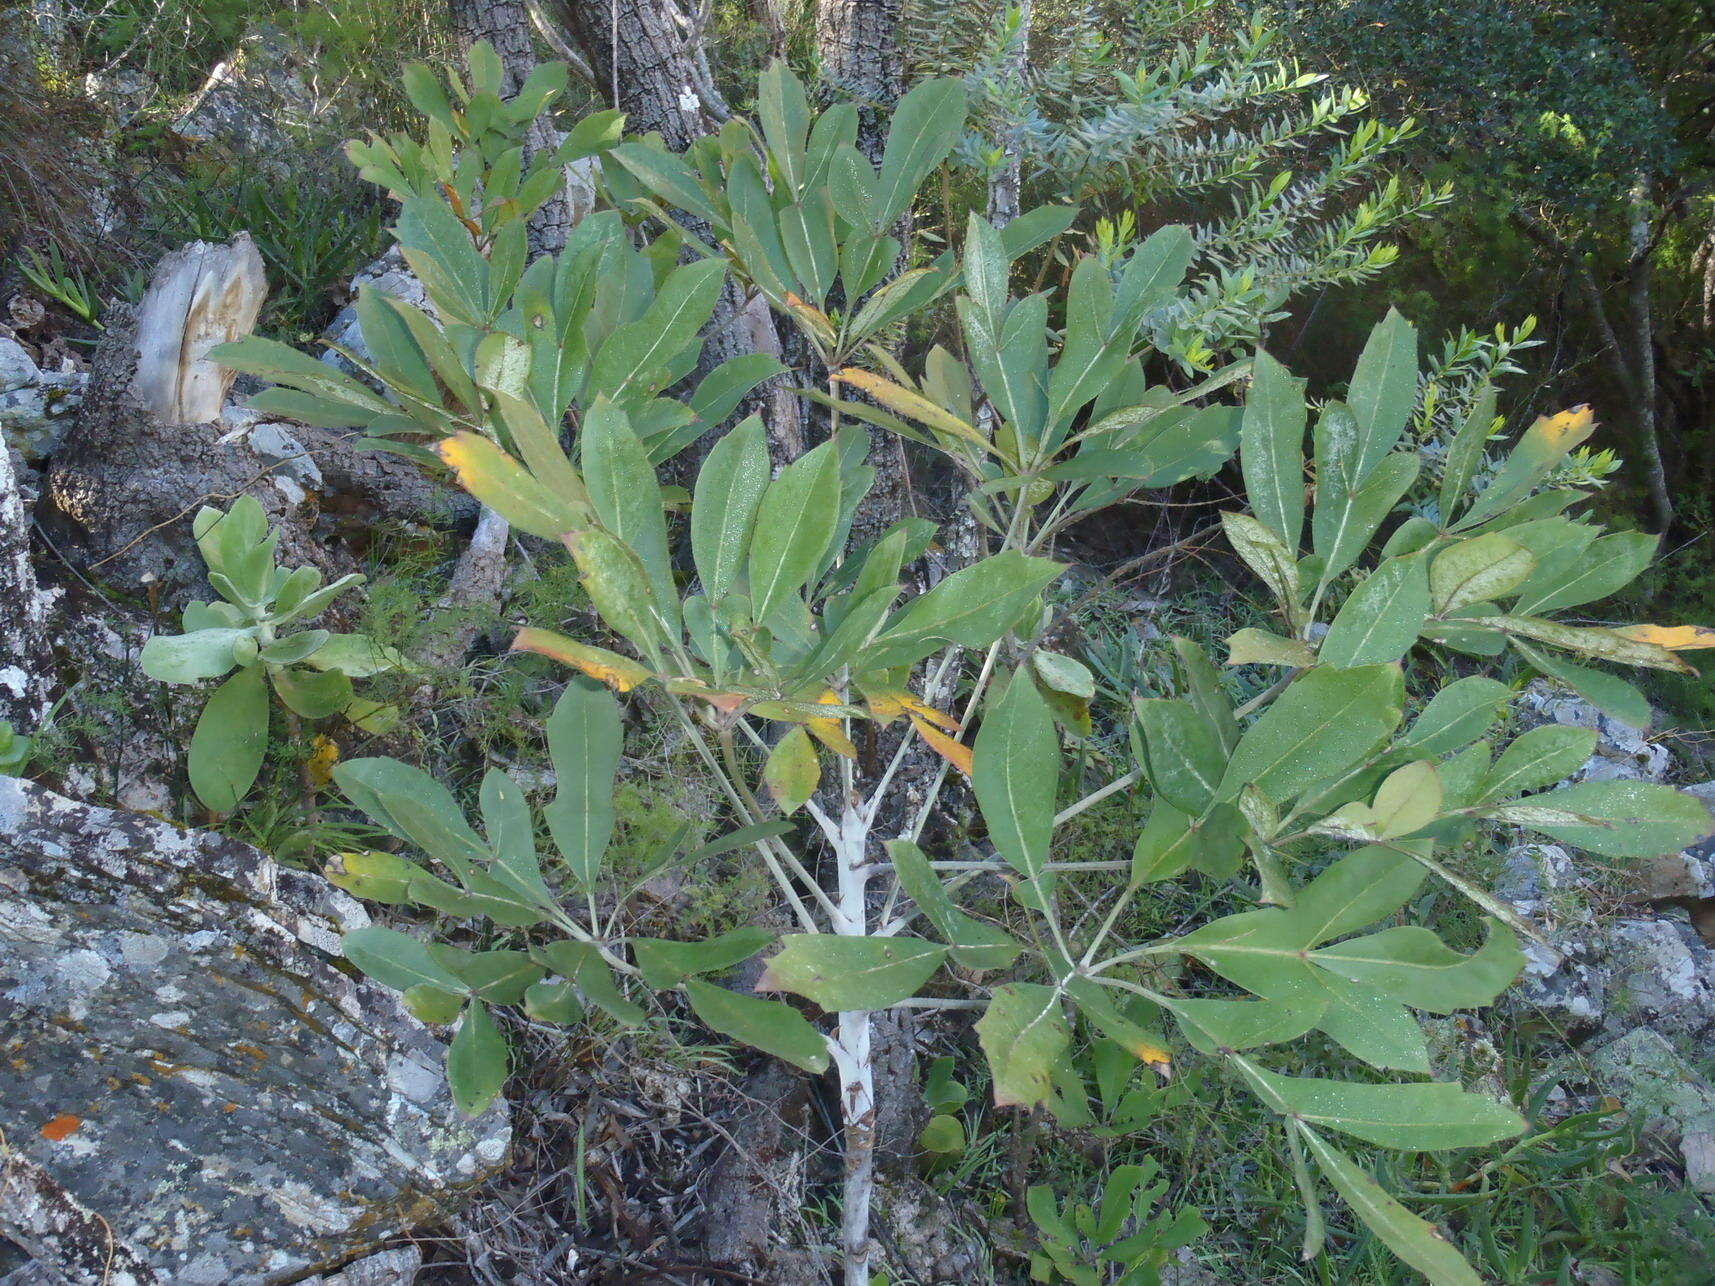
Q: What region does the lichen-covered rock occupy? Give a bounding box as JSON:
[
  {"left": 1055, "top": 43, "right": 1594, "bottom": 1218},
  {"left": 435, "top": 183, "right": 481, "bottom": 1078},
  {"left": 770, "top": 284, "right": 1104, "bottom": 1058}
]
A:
[
  {"left": 0, "top": 778, "right": 509, "bottom": 1285},
  {"left": 1589, "top": 1029, "right": 1715, "bottom": 1194}
]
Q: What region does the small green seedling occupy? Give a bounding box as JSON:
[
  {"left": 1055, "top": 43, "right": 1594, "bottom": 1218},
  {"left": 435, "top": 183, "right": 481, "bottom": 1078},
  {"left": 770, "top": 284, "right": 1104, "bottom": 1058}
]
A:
[{"left": 140, "top": 496, "right": 402, "bottom": 813}]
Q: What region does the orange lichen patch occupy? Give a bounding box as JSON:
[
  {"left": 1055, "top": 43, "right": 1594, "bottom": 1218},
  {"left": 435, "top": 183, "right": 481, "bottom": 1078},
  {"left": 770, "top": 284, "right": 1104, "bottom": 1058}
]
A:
[
  {"left": 910, "top": 715, "right": 973, "bottom": 776},
  {"left": 512, "top": 627, "right": 651, "bottom": 691},
  {"left": 1617, "top": 624, "right": 1715, "bottom": 651},
  {"left": 40, "top": 1113, "right": 81, "bottom": 1141},
  {"left": 1529, "top": 403, "right": 1597, "bottom": 447}
]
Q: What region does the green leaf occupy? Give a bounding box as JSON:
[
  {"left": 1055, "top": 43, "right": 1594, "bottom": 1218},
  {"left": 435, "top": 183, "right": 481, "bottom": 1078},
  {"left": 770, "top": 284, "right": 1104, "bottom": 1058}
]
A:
[
  {"left": 272, "top": 666, "right": 353, "bottom": 720},
  {"left": 588, "top": 258, "right": 727, "bottom": 398},
  {"left": 188, "top": 664, "right": 269, "bottom": 812},
  {"left": 566, "top": 528, "right": 660, "bottom": 652},
  {"left": 1439, "top": 381, "right": 1495, "bottom": 521},
  {"left": 1512, "top": 641, "right": 1653, "bottom": 730},
  {"left": 544, "top": 679, "right": 623, "bottom": 886},
  {"left": 1169, "top": 994, "right": 1327, "bottom": 1053},
  {"left": 479, "top": 768, "right": 554, "bottom": 907},
  {"left": 1345, "top": 308, "right": 1418, "bottom": 481},
  {"left": 1313, "top": 450, "right": 1419, "bottom": 585},
  {"left": 757, "top": 59, "right": 811, "bottom": 192},
  {"left": 1300, "top": 1129, "right": 1482, "bottom": 1286},
  {"left": 1239, "top": 1060, "right": 1523, "bottom": 1152},
  {"left": 887, "top": 840, "right": 1021, "bottom": 970},
  {"left": 533, "top": 940, "right": 645, "bottom": 1026},
  {"left": 583, "top": 400, "right": 676, "bottom": 626},
  {"left": 1218, "top": 665, "right": 1403, "bottom": 804},
  {"left": 1397, "top": 677, "right": 1509, "bottom": 757},
  {"left": 1240, "top": 348, "right": 1308, "bottom": 550},
  {"left": 874, "top": 77, "right": 966, "bottom": 226},
  {"left": 434, "top": 947, "right": 546, "bottom": 1004},
  {"left": 759, "top": 934, "right": 948, "bottom": 1010},
  {"left": 1479, "top": 725, "right": 1596, "bottom": 802},
  {"left": 762, "top": 726, "right": 820, "bottom": 814},
  {"left": 691, "top": 414, "right": 770, "bottom": 601},
  {"left": 343, "top": 925, "right": 466, "bottom": 993},
  {"left": 1513, "top": 530, "right": 1658, "bottom": 615},
  {"left": 1310, "top": 920, "right": 1524, "bottom": 1013},
  {"left": 522, "top": 978, "right": 585, "bottom": 1024},
  {"left": 977, "top": 983, "right": 1071, "bottom": 1108},
  {"left": 1429, "top": 534, "right": 1536, "bottom": 614},
  {"left": 1134, "top": 697, "right": 1226, "bottom": 815},
  {"left": 1320, "top": 554, "right": 1430, "bottom": 668},
  {"left": 682, "top": 978, "right": 830, "bottom": 1073},
  {"left": 1221, "top": 511, "right": 1302, "bottom": 621},
  {"left": 335, "top": 757, "right": 488, "bottom": 881},
  {"left": 1502, "top": 780, "right": 1715, "bottom": 858},
  {"left": 974, "top": 670, "right": 1058, "bottom": 883},
  {"left": 402, "top": 984, "right": 464, "bottom": 1025},
  {"left": 749, "top": 439, "right": 842, "bottom": 622},
  {"left": 1227, "top": 628, "right": 1316, "bottom": 668},
  {"left": 140, "top": 629, "right": 247, "bottom": 684},
  {"left": 865, "top": 551, "right": 1062, "bottom": 670},
  {"left": 448, "top": 1001, "right": 509, "bottom": 1116},
  {"left": 632, "top": 928, "right": 775, "bottom": 990}
]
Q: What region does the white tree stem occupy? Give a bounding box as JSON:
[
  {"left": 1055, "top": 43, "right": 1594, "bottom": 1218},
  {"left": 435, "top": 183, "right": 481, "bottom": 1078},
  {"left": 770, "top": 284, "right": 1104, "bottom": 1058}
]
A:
[{"left": 828, "top": 795, "right": 876, "bottom": 1285}]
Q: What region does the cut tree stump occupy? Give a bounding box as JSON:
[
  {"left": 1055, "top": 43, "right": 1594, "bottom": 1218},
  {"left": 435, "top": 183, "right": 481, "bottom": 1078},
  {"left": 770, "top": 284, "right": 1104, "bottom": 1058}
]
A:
[{"left": 130, "top": 232, "right": 266, "bottom": 425}]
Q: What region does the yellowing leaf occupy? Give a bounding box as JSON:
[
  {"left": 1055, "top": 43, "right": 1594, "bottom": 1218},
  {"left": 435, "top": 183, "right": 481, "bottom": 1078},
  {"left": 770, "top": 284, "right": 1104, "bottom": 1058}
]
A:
[
  {"left": 866, "top": 689, "right": 961, "bottom": 732},
  {"left": 911, "top": 714, "right": 973, "bottom": 776},
  {"left": 1616, "top": 624, "right": 1715, "bottom": 651},
  {"left": 511, "top": 627, "right": 652, "bottom": 691},
  {"left": 763, "top": 727, "right": 820, "bottom": 814},
  {"left": 1530, "top": 403, "right": 1596, "bottom": 449},
  {"left": 833, "top": 366, "right": 997, "bottom": 458},
  {"left": 307, "top": 735, "right": 340, "bottom": 791}
]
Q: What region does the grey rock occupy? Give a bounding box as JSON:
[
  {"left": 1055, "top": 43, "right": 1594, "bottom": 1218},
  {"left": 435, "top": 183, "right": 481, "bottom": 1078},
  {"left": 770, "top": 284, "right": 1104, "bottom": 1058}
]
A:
[
  {"left": 1513, "top": 933, "right": 1607, "bottom": 1037},
  {"left": 321, "top": 249, "right": 430, "bottom": 378},
  {"left": 172, "top": 25, "right": 323, "bottom": 160},
  {"left": 0, "top": 778, "right": 509, "bottom": 1284},
  {"left": 1588, "top": 1029, "right": 1715, "bottom": 1194},
  {"left": 1603, "top": 916, "right": 1715, "bottom": 1039},
  {"left": 219, "top": 406, "right": 325, "bottom": 490},
  {"left": 0, "top": 339, "right": 37, "bottom": 393},
  {"left": 303, "top": 1246, "right": 422, "bottom": 1286},
  {"left": 0, "top": 371, "right": 83, "bottom": 464},
  {"left": 1496, "top": 842, "right": 1577, "bottom": 910}
]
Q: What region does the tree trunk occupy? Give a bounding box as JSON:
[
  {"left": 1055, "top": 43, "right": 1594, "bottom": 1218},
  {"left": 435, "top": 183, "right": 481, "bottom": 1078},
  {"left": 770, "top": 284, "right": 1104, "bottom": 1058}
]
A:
[
  {"left": 0, "top": 441, "right": 53, "bottom": 732},
  {"left": 1626, "top": 177, "right": 1673, "bottom": 532},
  {"left": 816, "top": 0, "right": 903, "bottom": 163},
  {"left": 986, "top": 0, "right": 1033, "bottom": 225},
  {"left": 542, "top": 0, "right": 800, "bottom": 461},
  {"left": 448, "top": 0, "right": 574, "bottom": 256}
]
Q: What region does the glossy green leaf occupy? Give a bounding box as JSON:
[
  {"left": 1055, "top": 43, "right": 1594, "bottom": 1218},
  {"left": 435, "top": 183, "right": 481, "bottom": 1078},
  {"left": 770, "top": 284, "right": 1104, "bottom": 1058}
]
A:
[
  {"left": 1241, "top": 1061, "right": 1522, "bottom": 1152},
  {"left": 1396, "top": 677, "right": 1509, "bottom": 757},
  {"left": 583, "top": 400, "right": 676, "bottom": 625},
  {"left": 1309, "top": 920, "right": 1524, "bottom": 1013},
  {"left": 1320, "top": 554, "right": 1430, "bottom": 668},
  {"left": 887, "top": 840, "right": 1021, "bottom": 970},
  {"left": 1240, "top": 348, "right": 1307, "bottom": 550},
  {"left": 632, "top": 928, "right": 775, "bottom": 990},
  {"left": 1218, "top": 665, "right": 1403, "bottom": 804},
  {"left": 1499, "top": 780, "right": 1714, "bottom": 858},
  {"left": 683, "top": 978, "right": 829, "bottom": 1073},
  {"left": 974, "top": 669, "right": 1058, "bottom": 883},
  {"left": 977, "top": 983, "right": 1071, "bottom": 1108},
  {"left": 749, "top": 439, "right": 842, "bottom": 622},
  {"left": 1301, "top": 1130, "right": 1482, "bottom": 1286},
  {"left": 1134, "top": 697, "right": 1226, "bottom": 815},
  {"left": 864, "top": 551, "right": 1062, "bottom": 670},
  {"left": 1345, "top": 308, "right": 1418, "bottom": 481},
  {"left": 544, "top": 679, "right": 622, "bottom": 887},
  {"left": 691, "top": 414, "right": 770, "bottom": 601},
  {"left": 188, "top": 664, "right": 269, "bottom": 812},
  {"left": 759, "top": 934, "right": 947, "bottom": 1011},
  {"left": 343, "top": 925, "right": 466, "bottom": 993},
  {"left": 448, "top": 1001, "right": 509, "bottom": 1115}
]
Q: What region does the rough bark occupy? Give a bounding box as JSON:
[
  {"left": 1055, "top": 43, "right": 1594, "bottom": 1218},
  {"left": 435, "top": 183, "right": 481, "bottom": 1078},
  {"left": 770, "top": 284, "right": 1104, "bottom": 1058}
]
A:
[
  {"left": 47, "top": 301, "right": 460, "bottom": 600},
  {"left": 448, "top": 0, "right": 574, "bottom": 256},
  {"left": 542, "top": 0, "right": 800, "bottom": 461},
  {"left": 816, "top": 0, "right": 903, "bottom": 164},
  {"left": 0, "top": 777, "right": 510, "bottom": 1285}
]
